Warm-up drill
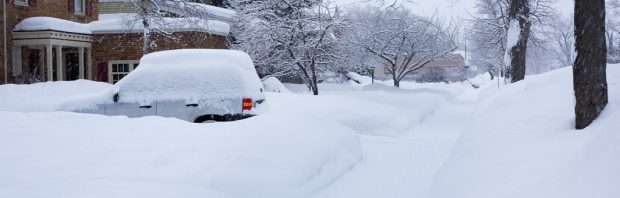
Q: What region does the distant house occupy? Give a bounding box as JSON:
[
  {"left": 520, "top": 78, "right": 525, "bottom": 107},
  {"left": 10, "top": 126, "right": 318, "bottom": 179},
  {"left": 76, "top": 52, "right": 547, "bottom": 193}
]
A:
[
  {"left": 374, "top": 54, "right": 466, "bottom": 83},
  {"left": 1, "top": 0, "right": 234, "bottom": 84}
]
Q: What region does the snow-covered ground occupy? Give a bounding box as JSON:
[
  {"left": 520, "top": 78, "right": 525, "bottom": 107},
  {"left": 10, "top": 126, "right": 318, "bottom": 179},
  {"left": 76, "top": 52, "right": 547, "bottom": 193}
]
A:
[{"left": 1, "top": 65, "right": 619, "bottom": 198}]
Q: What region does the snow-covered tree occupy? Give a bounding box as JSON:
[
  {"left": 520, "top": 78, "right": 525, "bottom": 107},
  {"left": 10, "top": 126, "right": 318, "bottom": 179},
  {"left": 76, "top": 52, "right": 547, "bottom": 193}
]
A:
[
  {"left": 468, "top": 0, "right": 555, "bottom": 81},
  {"left": 503, "top": 0, "right": 531, "bottom": 83},
  {"left": 124, "top": 0, "right": 207, "bottom": 54},
  {"left": 342, "top": 7, "right": 458, "bottom": 87},
  {"left": 230, "top": 0, "right": 341, "bottom": 95},
  {"left": 573, "top": 0, "right": 608, "bottom": 129}
]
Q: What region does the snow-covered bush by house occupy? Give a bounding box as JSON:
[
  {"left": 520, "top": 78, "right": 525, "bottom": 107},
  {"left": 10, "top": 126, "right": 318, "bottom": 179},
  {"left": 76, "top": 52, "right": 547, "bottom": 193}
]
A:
[
  {"left": 0, "top": 80, "right": 112, "bottom": 112},
  {"left": 262, "top": 77, "right": 290, "bottom": 93}
]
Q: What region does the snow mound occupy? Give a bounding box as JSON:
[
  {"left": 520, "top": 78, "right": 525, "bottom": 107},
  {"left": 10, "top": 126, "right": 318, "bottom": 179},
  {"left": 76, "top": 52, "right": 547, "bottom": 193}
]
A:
[
  {"left": 0, "top": 80, "right": 112, "bottom": 112},
  {"left": 262, "top": 77, "right": 290, "bottom": 93},
  {"left": 0, "top": 110, "right": 361, "bottom": 198},
  {"left": 115, "top": 49, "right": 263, "bottom": 103},
  {"left": 346, "top": 72, "right": 372, "bottom": 85},
  {"left": 430, "top": 65, "right": 620, "bottom": 198},
  {"left": 267, "top": 93, "right": 411, "bottom": 136}
]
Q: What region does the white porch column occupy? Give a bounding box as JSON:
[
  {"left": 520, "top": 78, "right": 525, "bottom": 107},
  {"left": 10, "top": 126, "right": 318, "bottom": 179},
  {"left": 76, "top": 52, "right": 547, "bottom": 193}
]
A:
[
  {"left": 46, "top": 45, "right": 53, "bottom": 81},
  {"left": 38, "top": 48, "right": 45, "bottom": 79},
  {"left": 11, "top": 45, "right": 22, "bottom": 76},
  {"left": 78, "top": 47, "right": 85, "bottom": 79},
  {"left": 55, "top": 46, "right": 63, "bottom": 81},
  {"left": 87, "top": 47, "right": 92, "bottom": 80}
]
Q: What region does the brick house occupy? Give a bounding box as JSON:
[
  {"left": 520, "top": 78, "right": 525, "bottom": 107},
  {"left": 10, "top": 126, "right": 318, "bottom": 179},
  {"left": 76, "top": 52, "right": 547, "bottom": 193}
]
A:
[{"left": 1, "top": 0, "right": 233, "bottom": 84}]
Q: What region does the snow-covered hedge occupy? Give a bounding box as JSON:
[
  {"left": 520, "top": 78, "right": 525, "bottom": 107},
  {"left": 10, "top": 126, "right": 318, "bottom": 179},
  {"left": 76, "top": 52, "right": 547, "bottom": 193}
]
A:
[
  {"left": 262, "top": 77, "right": 290, "bottom": 93},
  {"left": 0, "top": 80, "right": 112, "bottom": 112}
]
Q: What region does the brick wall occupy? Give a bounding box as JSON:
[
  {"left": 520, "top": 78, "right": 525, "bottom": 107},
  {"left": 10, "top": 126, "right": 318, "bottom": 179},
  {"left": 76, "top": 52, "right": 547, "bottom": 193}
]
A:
[
  {"left": 92, "top": 31, "right": 227, "bottom": 82},
  {"left": 1, "top": 0, "right": 98, "bottom": 84}
]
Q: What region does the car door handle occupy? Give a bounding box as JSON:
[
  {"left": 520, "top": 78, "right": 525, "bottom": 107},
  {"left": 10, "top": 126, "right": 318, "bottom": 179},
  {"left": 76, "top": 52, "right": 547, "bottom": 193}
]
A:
[
  {"left": 139, "top": 105, "right": 152, "bottom": 109},
  {"left": 186, "top": 104, "right": 199, "bottom": 107}
]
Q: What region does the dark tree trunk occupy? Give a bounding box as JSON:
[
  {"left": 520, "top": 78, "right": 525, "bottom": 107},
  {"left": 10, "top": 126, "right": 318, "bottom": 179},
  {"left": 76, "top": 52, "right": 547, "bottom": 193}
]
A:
[
  {"left": 573, "top": 0, "right": 608, "bottom": 129},
  {"left": 310, "top": 63, "right": 319, "bottom": 95},
  {"left": 507, "top": 0, "right": 531, "bottom": 83}
]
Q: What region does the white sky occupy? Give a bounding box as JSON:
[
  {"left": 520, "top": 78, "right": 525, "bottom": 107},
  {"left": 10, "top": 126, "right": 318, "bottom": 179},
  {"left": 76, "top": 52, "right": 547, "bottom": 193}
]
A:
[{"left": 334, "top": 0, "right": 575, "bottom": 20}]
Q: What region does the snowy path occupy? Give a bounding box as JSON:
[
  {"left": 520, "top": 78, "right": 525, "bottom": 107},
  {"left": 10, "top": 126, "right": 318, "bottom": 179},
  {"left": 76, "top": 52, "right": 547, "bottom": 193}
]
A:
[{"left": 312, "top": 91, "right": 475, "bottom": 198}]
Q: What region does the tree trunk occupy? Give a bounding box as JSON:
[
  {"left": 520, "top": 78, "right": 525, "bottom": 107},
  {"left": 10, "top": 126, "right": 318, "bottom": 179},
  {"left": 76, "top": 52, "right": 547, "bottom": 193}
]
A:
[
  {"left": 310, "top": 63, "right": 319, "bottom": 95},
  {"left": 573, "top": 0, "right": 608, "bottom": 129},
  {"left": 139, "top": 0, "right": 150, "bottom": 55},
  {"left": 311, "top": 84, "right": 319, "bottom": 95},
  {"left": 142, "top": 20, "right": 150, "bottom": 55},
  {"left": 507, "top": 0, "right": 530, "bottom": 83},
  {"left": 391, "top": 67, "right": 399, "bottom": 87},
  {"left": 371, "top": 69, "right": 375, "bottom": 84}
]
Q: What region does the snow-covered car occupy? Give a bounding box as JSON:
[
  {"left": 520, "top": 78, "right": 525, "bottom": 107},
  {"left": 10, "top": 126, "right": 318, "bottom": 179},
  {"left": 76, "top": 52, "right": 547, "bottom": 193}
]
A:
[{"left": 59, "top": 49, "right": 267, "bottom": 122}]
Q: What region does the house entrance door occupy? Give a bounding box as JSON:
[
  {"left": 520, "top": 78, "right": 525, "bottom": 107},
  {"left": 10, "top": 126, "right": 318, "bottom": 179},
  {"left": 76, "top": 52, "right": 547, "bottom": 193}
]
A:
[
  {"left": 27, "top": 49, "right": 43, "bottom": 83},
  {"left": 65, "top": 52, "right": 79, "bottom": 80}
]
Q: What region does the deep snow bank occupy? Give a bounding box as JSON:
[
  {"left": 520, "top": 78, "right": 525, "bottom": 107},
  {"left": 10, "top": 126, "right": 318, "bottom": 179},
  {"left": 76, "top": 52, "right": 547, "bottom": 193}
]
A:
[
  {"left": 0, "top": 111, "right": 361, "bottom": 198},
  {"left": 430, "top": 65, "right": 620, "bottom": 198},
  {"left": 0, "top": 80, "right": 111, "bottom": 112}
]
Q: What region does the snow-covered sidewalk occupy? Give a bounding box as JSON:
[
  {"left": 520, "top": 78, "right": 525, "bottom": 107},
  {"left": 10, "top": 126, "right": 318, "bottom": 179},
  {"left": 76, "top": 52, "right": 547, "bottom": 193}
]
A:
[{"left": 311, "top": 85, "right": 477, "bottom": 198}]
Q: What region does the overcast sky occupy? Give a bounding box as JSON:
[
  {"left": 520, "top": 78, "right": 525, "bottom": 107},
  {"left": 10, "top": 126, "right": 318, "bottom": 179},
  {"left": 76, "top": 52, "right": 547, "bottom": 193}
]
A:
[{"left": 334, "top": 0, "right": 575, "bottom": 20}]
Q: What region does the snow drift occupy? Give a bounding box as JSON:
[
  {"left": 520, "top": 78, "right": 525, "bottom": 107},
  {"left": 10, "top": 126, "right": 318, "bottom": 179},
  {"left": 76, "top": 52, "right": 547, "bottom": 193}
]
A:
[
  {"left": 430, "top": 65, "right": 620, "bottom": 198},
  {"left": 0, "top": 111, "right": 361, "bottom": 198}
]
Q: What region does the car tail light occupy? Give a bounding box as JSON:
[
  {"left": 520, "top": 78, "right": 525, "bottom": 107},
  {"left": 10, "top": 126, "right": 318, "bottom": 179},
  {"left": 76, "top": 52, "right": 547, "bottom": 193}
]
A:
[{"left": 242, "top": 98, "right": 253, "bottom": 111}]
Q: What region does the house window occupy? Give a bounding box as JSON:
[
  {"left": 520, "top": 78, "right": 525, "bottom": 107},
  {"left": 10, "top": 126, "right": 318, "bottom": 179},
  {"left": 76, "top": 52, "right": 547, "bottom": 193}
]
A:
[
  {"left": 74, "top": 0, "right": 85, "bottom": 14},
  {"left": 14, "top": 0, "right": 28, "bottom": 6},
  {"left": 108, "top": 60, "right": 139, "bottom": 84}
]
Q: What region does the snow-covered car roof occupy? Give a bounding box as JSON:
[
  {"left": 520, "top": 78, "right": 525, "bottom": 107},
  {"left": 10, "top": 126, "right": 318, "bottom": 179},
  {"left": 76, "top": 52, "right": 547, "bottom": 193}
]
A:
[{"left": 115, "top": 49, "right": 263, "bottom": 103}]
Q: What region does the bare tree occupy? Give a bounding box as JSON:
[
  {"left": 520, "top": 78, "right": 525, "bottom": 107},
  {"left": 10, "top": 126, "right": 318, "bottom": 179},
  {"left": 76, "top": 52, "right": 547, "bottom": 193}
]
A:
[
  {"left": 606, "top": 0, "right": 620, "bottom": 63},
  {"left": 573, "top": 0, "right": 608, "bottom": 129},
  {"left": 545, "top": 16, "right": 575, "bottom": 67},
  {"left": 343, "top": 7, "right": 458, "bottom": 87}
]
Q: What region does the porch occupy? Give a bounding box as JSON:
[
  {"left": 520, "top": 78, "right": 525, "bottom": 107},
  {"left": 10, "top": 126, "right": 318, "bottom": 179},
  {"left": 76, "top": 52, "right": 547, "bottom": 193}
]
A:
[{"left": 12, "top": 30, "right": 93, "bottom": 82}]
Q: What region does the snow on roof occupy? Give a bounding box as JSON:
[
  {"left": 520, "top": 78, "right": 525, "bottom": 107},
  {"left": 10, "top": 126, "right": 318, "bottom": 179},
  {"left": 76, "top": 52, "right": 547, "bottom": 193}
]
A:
[
  {"left": 115, "top": 49, "right": 263, "bottom": 103},
  {"left": 13, "top": 17, "right": 92, "bottom": 34},
  {"left": 89, "top": 17, "right": 230, "bottom": 35},
  {"left": 14, "top": 16, "right": 230, "bottom": 36},
  {"left": 161, "top": 2, "right": 236, "bottom": 22}
]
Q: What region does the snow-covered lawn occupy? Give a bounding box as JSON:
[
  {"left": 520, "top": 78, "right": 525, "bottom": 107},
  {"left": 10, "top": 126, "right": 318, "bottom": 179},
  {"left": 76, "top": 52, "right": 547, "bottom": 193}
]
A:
[{"left": 1, "top": 65, "right": 619, "bottom": 198}]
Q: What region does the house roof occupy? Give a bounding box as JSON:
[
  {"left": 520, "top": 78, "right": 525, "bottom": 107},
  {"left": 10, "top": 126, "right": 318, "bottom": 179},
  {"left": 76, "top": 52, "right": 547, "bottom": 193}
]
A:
[
  {"left": 160, "top": 2, "right": 236, "bottom": 23},
  {"left": 90, "top": 16, "right": 230, "bottom": 35},
  {"left": 13, "top": 17, "right": 92, "bottom": 34},
  {"left": 13, "top": 16, "right": 231, "bottom": 36}
]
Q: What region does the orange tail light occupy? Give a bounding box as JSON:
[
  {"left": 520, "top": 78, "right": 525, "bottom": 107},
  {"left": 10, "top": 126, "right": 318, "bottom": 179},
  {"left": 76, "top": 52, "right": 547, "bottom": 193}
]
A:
[{"left": 242, "top": 98, "right": 253, "bottom": 111}]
